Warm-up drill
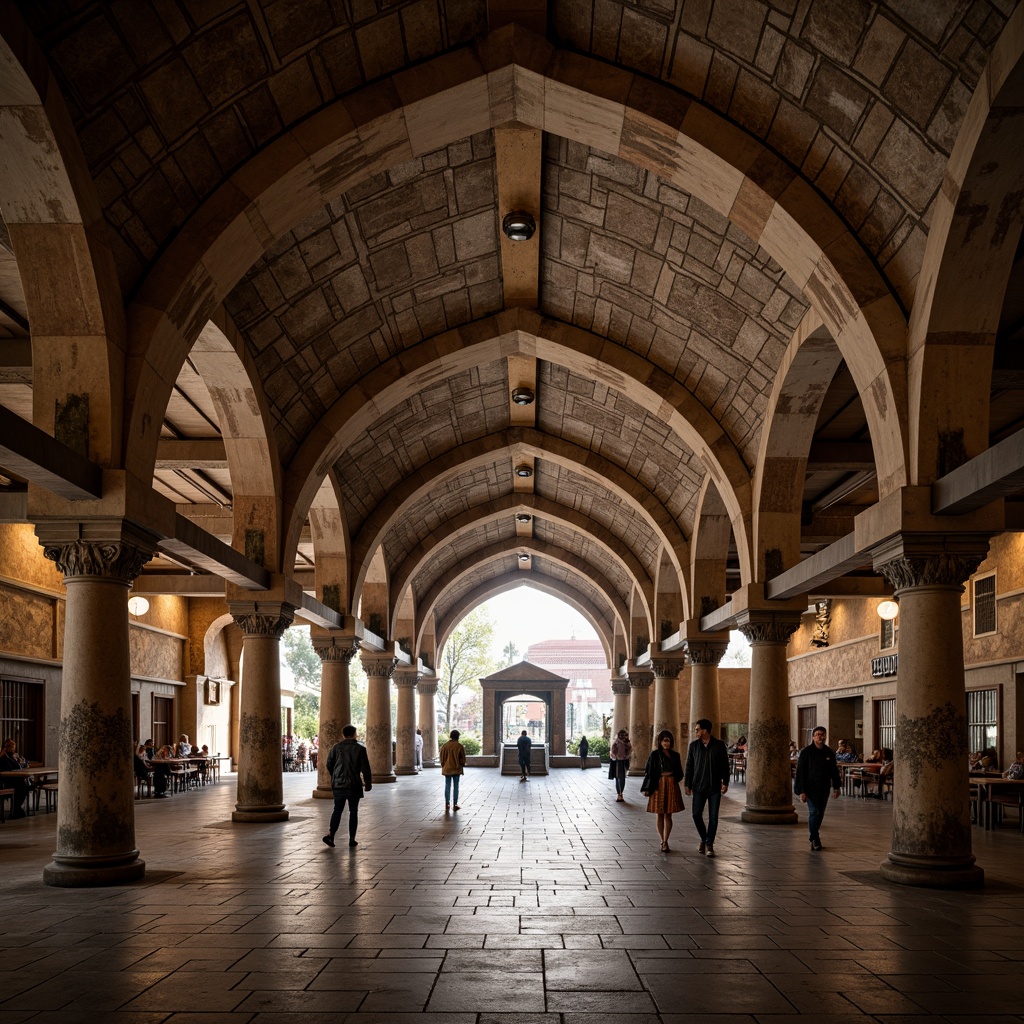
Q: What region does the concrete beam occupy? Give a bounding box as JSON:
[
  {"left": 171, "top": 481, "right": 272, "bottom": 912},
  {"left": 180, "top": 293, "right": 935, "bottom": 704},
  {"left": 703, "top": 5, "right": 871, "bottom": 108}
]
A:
[
  {"left": 806, "top": 440, "right": 876, "bottom": 472},
  {"left": 156, "top": 438, "right": 228, "bottom": 469},
  {"left": 160, "top": 513, "right": 270, "bottom": 590},
  {"left": 932, "top": 426, "right": 1024, "bottom": 514},
  {"left": 765, "top": 532, "right": 870, "bottom": 600},
  {"left": 0, "top": 404, "right": 102, "bottom": 500}
]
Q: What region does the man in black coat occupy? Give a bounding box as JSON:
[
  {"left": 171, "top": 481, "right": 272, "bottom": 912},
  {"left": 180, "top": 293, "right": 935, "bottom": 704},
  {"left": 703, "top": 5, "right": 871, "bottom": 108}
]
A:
[
  {"left": 794, "top": 726, "right": 842, "bottom": 851},
  {"left": 323, "top": 724, "right": 373, "bottom": 848},
  {"left": 684, "top": 719, "right": 730, "bottom": 857}
]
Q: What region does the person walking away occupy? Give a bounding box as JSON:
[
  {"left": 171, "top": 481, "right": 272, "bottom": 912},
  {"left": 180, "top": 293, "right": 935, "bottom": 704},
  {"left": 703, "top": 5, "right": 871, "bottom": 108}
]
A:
[
  {"left": 440, "top": 729, "right": 466, "bottom": 811},
  {"left": 610, "top": 729, "right": 631, "bottom": 801},
  {"left": 323, "top": 724, "right": 373, "bottom": 848},
  {"left": 414, "top": 728, "right": 424, "bottom": 771},
  {"left": 684, "top": 718, "right": 730, "bottom": 857},
  {"left": 794, "top": 725, "right": 841, "bottom": 851},
  {"left": 579, "top": 734, "right": 589, "bottom": 769},
  {"left": 641, "top": 730, "right": 684, "bottom": 852},
  {"left": 517, "top": 729, "right": 532, "bottom": 780}
]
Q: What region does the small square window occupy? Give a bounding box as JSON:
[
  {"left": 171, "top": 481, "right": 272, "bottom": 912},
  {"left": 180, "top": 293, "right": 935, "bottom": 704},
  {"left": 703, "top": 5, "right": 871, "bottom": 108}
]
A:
[{"left": 973, "top": 574, "right": 996, "bottom": 637}]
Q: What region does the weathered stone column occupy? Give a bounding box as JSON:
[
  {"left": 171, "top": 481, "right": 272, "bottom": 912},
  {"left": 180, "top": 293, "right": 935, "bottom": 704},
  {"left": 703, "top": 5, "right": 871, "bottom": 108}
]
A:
[
  {"left": 311, "top": 633, "right": 359, "bottom": 799},
  {"left": 875, "top": 542, "right": 987, "bottom": 888},
  {"left": 737, "top": 613, "right": 800, "bottom": 825},
  {"left": 394, "top": 666, "right": 418, "bottom": 776},
  {"left": 687, "top": 634, "right": 729, "bottom": 737},
  {"left": 361, "top": 651, "right": 398, "bottom": 783},
  {"left": 611, "top": 679, "right": 631, "bottom": 738},
  {"left": 37, "top": 525, "right": 155, "bottom": 886},
  {"left": 650, "top": 656, "right": 686, "bottom": 742},
  {"left": 230, "top": 602, "right": 295, "bottom": 822},
  {"left": 418, "top": 678, "right": 439, "bottom": 767},
  {"left": 627, "top": 668, "right": 654, "bottom": 775}
]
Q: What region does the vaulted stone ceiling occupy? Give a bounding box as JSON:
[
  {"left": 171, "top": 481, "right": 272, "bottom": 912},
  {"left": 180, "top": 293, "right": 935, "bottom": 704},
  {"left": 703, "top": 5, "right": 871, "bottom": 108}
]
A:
[{"left": 4, "top": 0, "right": 1021, "bottom": 660}]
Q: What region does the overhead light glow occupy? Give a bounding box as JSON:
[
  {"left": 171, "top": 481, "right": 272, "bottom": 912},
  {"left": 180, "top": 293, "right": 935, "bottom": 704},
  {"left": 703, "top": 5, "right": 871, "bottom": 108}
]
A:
[
  {"left": 128, "top": 596, "right": 150, "bottom": 617},
  {"left": 877, "top": 600, "right": 899, "bottom": 620},
  {"left": 515, "top": 464, "right": 533, "bottom": 478}
]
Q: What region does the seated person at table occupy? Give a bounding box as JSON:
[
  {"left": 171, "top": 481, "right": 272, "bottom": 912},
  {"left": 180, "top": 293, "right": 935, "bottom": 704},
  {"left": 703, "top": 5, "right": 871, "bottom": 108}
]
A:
[
  {"left": 789, "top": 740, "right": 799, "bottom": 762},
  {"left": 865, "top": 748, "right": 885, "bottom": 764},
  {"left": 176, "top": 734, "right": 192, "bottom": 757},
  {"left": 150, "top": 744, "right": 174, "bottom": 797},
  {"left": 835, "top": 739, "right": 858, "bottom": 763},
  {"left": 978, "top": 747, "right": 999, "bottom": 770},
  {"left": 729, "top": 736, "right": 747, "bottom": 754},
  {"left": 133, "top": 743, "right": 152, "bottom": 784},
  {"left": 0, "top": 737, "right": 30, "bottom": 818},
  {"left": 1002, "top": 752, "right": 1023, "bottom": 780}
]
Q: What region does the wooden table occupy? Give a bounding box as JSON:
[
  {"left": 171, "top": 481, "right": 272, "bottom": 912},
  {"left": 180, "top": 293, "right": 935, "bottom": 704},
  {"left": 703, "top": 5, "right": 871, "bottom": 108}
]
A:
[
  {"left": 1, "top": 767, "right": 58, "bottom": 815},
  {"left": 971, "top": 776, "right": 1024, "bottom": 831},
  {"left": 840, "top": 762, "right": 887, "bottom": 798}
]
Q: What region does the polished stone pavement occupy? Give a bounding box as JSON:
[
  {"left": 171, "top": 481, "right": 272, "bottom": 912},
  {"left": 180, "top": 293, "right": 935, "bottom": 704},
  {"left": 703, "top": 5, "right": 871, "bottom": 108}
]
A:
[{"left": 1, "top": 766, "right": 1022, "bottom": 1023}]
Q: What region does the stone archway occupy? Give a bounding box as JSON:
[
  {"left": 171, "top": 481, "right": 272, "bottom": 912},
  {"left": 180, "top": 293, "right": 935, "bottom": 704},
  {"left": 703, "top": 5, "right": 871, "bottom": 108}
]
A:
[{"left": 480, "top": 662, "right": 569, "bottom": 758}]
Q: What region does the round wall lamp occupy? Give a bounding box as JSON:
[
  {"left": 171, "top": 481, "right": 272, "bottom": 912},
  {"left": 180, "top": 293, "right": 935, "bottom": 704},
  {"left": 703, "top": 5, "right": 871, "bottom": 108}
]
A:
[
  {"left": 502, "top": 211, "right": 536, "bottom": 242},
  {"left": 128, "top": 596, "right": 150, "bottom": 617},
  {"left": 515, "top": 513, "right": 532, "bottom": 523},
  {"left": 518, "top": 553, "right": 530, "bottom": 562},
  {"left": 511, "top": 386, "right": 535, "bottom": 405},
  {"left": 877, "top": 600, "right": 899, "bottom": 621},
  {"left": 515, "top": 464, "right": 533, "bottom": 478}
]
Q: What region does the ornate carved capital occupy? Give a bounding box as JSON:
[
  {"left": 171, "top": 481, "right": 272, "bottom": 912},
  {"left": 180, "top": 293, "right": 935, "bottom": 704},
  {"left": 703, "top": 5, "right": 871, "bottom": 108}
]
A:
[
  {"left": 626, "top": 669, "right": 654, "bottom": 689},
  {"left": 878, "top": 552, "right": 986, "bottom": 592},
  {"left": 417, "top": 679, "right": 439, "bottom": 696},
  {"left": 685, "top": 641, "right": 729, "bottom": 666},
  {"left": 42, "top": 537, "right": 153, "bottom": 585},
  {"left": 737, "top": 614, "right": 801, "bottom": 645},
  {"left": 648, "top": 657, "right": 686, "bottom": 679},
  {"left": 610, "top": 680, "right": 631, "bottom": 696},
  {"left": 232, "top": 609, "right": 294, "bottom": 638},
  {"left": 394, "top": 667, "right": 420, "bottom": 689},
  {"left": 312, "top": 637, "right": 360, "bottom": 664},
  {"left": 361, "top": 655, "right": 398, "bottom": 680}
]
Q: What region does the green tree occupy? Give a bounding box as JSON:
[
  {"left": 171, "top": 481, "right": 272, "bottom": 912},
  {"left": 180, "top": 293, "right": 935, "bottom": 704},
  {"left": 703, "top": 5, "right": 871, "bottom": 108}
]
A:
[
  {"left": 501, "top": 640, "right": 519, "bottom": 667},
  {"left": 283, "top": 627, "right": 322, "bottom": 739},
  {"left": 439, "top": 609, "right": 496, "bottom": 730}
]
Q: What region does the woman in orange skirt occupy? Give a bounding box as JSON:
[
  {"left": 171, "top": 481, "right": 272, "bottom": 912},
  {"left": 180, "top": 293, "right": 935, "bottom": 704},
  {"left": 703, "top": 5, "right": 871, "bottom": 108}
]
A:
[{"left": 641, "top": 730, "right": 685, "bottom": 851}]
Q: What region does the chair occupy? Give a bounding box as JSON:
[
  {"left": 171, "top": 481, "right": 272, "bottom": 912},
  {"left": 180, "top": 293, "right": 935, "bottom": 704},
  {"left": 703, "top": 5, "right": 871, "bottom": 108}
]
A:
[
  {"left": 0, "top": 787, "right": 14, "bottom": 823},
  {"left": 136, "top": 771, "right": 154, "bottom": 798},
  {"left": 731, "top": 754, "right": 746, "bottom": 783},
  {"left": 40, "top": 782, "right": 58, "bottom": 813}
]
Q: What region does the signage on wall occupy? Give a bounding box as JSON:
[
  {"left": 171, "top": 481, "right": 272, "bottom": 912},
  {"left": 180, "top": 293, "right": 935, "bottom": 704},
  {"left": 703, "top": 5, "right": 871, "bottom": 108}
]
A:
[{"left": 871, "top": 654, "right": 898, "bottom": 678}]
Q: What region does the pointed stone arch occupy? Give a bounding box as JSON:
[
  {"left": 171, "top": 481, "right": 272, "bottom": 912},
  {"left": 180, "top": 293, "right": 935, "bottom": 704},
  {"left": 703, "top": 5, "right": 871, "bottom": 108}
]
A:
[{"left": 907, "top": 1, "right": 1024, "bottom": 483}]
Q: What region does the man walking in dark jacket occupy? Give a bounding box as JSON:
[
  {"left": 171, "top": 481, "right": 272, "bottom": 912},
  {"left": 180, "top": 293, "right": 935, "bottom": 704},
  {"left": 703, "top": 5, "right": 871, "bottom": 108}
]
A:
[
  {"left": 517, "top": 730, "right": 532, "bottom": 780},
  {"left": 323, "top": 724, "right": 373, "bottom": 848},
  {"left": 794, "top": 726, "right": 842, "bottom": 851},
  {"left": 684, "top": 719, "right": 730, "bottom": 857}
]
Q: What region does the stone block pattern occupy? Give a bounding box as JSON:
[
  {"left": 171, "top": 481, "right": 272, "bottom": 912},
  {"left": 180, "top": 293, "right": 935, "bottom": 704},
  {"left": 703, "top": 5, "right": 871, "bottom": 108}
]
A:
[
  {"left": 333, "top": 359, "right": 508, "bottom": 538},
  {"left": 383, "top": 462, "right": 516, "bottom": 581},
  {"left": 129, "top": 626, "right": 185, "bottom": 682},
  {"left": 0, "top": 583, "right": 56, "bottom": 662},
  {"left": 225, "top": 132, "right": 502, "bottom": 464},
  {"left": 535, "top": 463, "right": 661, "bottom": 579},
  {"left": 541, "top": 138, "right": 807, "bottom": 466},
  {"left": 24, "top": 0, "right": 487, "bottom": 290},
  {"left": 411, "top": 519, "right": 518, "bottom": 599},
  {"left": 551, "top": 0, "right": 1009, "bottom": 306},
  {"left": 434, "top": 552, "right": 521, "bottom": 625},
  {"left": 533, "top": 517, "right": 634, "bottom": 608},
  {"left": 538, "top": 361, "right": 704, "bottom": 530}
]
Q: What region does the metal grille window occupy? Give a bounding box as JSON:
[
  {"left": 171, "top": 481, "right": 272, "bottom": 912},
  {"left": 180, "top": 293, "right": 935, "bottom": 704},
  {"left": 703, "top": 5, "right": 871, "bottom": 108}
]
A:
[
  {"left": 880, "top": 618, "right": 895, "bottom": 650},
  {"left": 876, "top": 697, "right": 896, "bottom": 756},
  {"left": 1, "top": 677, "right": 45, "bottom": 761},
  {"left": 973, "top": 574, "right": 996, "bottom": 636},
  {"left": 967, "top": 688, "right": 998, "bottom": 753}
]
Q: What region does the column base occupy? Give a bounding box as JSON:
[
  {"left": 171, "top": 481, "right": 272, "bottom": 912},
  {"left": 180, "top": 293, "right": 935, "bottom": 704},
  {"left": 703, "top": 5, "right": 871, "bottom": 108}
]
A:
[
  {"left": 741, "top": 804, "right": 798, "bottom": 825},
  {"left": 233, "top": 805, "right": 289, "bottom": 822},
  {"left": 44, "top": 852, "right": 146, "bottom": 888},
  {"left": 422, "top": 760, "right": 438, "bottom": 768},
  {"left": 394, "top": 766, "right": 417, "bottom": 776},
  {"left": 627, "top": 768, "right": 645, "bottom": 777},
  {"left": 312, "top": 786, "right": 332, "bottom": 799},
  {"left": 372, "top": 772, "right": 397, "bottom": 784},
  {"left": 879, "top": 852, "right": 984, "bottom": 889}
]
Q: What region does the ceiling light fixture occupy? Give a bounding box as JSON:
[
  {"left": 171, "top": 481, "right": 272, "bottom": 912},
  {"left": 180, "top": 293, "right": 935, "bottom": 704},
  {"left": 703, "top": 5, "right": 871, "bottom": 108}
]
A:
[
  {"left": 511, "top": 386, "right": 535, "bottom": 406},
  {"left": 518, "top": 553, "right": 530, "bottom": 562},
  {"left": 515, "top": 513, "right": 532, "bottom": 524},
  {"left": 128, "top": 596, "right": 150, "bottom": 617},
  {"left": 877, "top": 600, "right": 899, "bottom": 621},
  {"left": 514, "top": 464, "right": 533, "bottom": 478},
  {"left": 502, "top": 211, "right": 536, "bottom": 242}
]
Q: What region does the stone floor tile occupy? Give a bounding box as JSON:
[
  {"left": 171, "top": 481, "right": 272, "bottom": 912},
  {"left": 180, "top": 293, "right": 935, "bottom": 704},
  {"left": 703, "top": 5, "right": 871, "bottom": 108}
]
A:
[{"left": 3, "top": 769, "right": 1024, "bottom": 1021}]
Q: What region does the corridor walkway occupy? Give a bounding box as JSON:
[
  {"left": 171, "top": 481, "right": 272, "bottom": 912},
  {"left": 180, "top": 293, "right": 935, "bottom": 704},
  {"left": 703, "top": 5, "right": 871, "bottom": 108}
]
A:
[{"left": 1, "top": 767, "right": 1022, "bottom": 1022}]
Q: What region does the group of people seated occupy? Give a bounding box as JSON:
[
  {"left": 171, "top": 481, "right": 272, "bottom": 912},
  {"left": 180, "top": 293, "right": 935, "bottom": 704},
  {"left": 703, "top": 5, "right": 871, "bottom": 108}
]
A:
[
  {"left": 282, "top": 734, "right": 319, "bottom": 771},
  {"left": 970, "top": 747, "right": 1000, "bottom": 772},
  {"left": 133, "top": 735, "right": 212, "bottom": 797}
]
